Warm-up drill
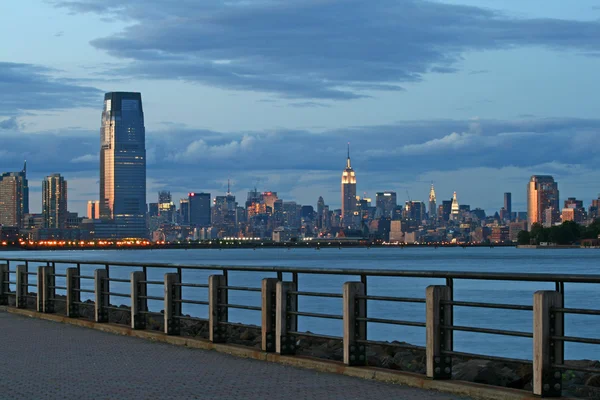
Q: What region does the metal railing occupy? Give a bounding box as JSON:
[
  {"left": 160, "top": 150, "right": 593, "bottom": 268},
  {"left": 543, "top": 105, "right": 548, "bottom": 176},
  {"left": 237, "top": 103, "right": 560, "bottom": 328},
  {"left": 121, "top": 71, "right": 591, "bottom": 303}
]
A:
[{"left": 0, "top": 257, "right": 599, "bottom": 398}]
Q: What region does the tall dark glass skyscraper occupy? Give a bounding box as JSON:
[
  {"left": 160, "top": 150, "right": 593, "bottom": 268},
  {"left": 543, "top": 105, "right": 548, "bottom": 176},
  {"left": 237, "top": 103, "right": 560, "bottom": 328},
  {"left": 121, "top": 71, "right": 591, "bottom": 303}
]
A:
[{"left": 100, "top": 92, "right": 147, "bottom": 238}]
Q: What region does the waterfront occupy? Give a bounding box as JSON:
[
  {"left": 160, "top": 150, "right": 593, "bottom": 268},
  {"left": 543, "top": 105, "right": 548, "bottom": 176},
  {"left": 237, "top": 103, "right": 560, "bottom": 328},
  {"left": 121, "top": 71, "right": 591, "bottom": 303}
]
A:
[{"left": 2, "top": 247, "right": 599, "bottom": 360}]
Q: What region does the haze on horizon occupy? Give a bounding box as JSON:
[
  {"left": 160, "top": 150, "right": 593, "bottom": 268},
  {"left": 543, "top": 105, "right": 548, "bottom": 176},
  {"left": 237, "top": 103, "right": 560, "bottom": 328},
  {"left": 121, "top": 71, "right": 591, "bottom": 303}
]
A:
[{"left": 1, "top": 0, "right": 599, "bottom": 216}]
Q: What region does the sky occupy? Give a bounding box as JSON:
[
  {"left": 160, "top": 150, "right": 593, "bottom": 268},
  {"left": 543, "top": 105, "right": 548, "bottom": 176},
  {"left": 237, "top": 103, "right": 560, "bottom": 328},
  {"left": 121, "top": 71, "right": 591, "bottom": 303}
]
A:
[{"left": 1, "top": 0, "right": 599, "bottom": 216}]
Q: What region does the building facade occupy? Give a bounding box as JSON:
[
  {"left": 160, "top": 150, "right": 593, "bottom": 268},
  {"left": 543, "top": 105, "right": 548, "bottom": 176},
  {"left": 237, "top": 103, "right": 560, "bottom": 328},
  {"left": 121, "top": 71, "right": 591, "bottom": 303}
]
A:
[
  {"left": 42, "top": 174, "right": 68, "bottom": 229},
  {"left": 375, "top": 192, "right": 397, "bottom": 218},
  {"left": 189, "top": 192, "right": 211, "bottom": 228},
  {"left": 429, "top": 184, "right": 437, "bottom": 221},
  {"left": 0, "top": 162, "right": 28, "bottom": 228},
  {"left": 527, "top": 175, "right": 559, "bottom": 230},
  {"left": 99, "top": 92, "right": 147, "bottom": 238}
]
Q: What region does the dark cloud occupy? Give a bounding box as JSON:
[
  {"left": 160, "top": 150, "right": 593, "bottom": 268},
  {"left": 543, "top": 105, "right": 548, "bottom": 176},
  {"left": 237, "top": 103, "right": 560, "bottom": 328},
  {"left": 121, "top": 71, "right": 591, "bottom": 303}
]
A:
[
  {"left": 53, "top": 0, "right": 600, "bottom": 99},
  {"left": 0, "top": 62, "right": 102, "bottom": 116},
  {"left": 0, "top": 117, "right": 19, "bottom": 130}
]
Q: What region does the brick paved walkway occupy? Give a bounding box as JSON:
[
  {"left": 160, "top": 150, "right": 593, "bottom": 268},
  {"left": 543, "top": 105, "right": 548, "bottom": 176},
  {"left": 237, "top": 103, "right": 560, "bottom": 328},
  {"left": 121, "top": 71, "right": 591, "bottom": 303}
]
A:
[{"left": 0, "top": 312, "right": 468, "bottom": 399}]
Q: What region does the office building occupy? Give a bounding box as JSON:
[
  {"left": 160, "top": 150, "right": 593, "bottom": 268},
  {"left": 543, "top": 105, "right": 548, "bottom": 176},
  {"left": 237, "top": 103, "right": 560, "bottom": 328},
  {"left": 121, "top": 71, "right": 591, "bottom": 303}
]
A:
[
  {"left": 42, "top": 174, "right": 68, "bottom": 229},
  {"left": 450, "top": 192, "right": 460, "bottom": 220},
  {"left": 99, "top": 92, "right": 147, "bottom": 238},
  {"left": 0, "top": 162, "right": 29, "bottom": 228},
  {"left": 179, "top": 199, "right": 190, "bottom": 225},
  {"left": 189, "top": 192, "right": 211, "bottom": 227},
  {"left": 527, "top": 175, "right": 559, "bottom": 230},
  {"left": 87, "top": 200, "right": 100, "bottom": 220},
  {"left": 341, "top": 145, "right": 357, "bottom": 228},
  {"left": 376, "top": 192, "right": 397, "bottom": 218},
  {"left": 504, "top": 193, "right": 512, "bottom": 218}
]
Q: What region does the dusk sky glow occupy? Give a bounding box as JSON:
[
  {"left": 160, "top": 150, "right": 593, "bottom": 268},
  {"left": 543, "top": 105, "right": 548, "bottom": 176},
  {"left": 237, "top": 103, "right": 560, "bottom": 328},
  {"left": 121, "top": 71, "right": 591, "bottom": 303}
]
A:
[{"left": 1, "top": 0, "right": 599, "bottom": 215}]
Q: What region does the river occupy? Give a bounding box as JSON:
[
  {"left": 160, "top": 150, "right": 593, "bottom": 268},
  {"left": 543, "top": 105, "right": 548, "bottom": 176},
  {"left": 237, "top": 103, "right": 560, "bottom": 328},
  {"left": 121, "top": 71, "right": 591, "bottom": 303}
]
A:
[{"left": 1, "top": 247, "right": 599, "bottom": 360}]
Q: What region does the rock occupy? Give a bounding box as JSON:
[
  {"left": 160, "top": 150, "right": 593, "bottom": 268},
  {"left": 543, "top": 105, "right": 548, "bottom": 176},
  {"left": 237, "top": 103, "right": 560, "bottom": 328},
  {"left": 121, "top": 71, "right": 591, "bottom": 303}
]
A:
[
  {"left": 240, "top": 329, "right": 252, "bottom": 341},
  {"left": 585, "top": 374, "right": 600, "bottom": 387},
  {"left": 453, "top": 360, "right": 524, "bottom": 388}
]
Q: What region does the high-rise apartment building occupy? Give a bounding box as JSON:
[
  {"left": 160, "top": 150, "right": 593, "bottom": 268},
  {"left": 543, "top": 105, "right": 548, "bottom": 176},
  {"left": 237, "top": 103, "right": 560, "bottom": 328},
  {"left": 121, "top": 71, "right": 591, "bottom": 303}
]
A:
[
  {"left": 341, "top": 145, "right": 357, "bottom": 228},
  {"left": 99, "top": 92, "right": 147, "bottom": 238},
  {"left": 0, "top": 162, "right": 29, "bottom": 228},
  {"left": 42, "top": 174, "right": 68, "bottom": 229},
  {"left": 375, "top": 192, "right": 397, "bottom": 218},
  {"left": 189, "top": 193, "right": 211, "bottom": 227},
  {"left": 527, "top": 175, "right": 559, "bottom": 230}
]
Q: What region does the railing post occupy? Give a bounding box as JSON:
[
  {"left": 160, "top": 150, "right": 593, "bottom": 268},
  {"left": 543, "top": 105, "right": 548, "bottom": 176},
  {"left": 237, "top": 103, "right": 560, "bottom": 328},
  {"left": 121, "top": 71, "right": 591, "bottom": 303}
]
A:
[
  {"left": 533, "top": 291, "right": 564, "bottom": 397},
  {"left": 343, "top": 281, "right": 366, "bottom": 366},
  {"left": 276, "top": 281, "right": 297, "bottom": 355},
  {"left": 94, "top": 269, "right": 109, "bottom": 323},
  {"left": 42, "top": 265, "right": 55, "bottom": 313},
  {"left": 66, "top": 267, "right": 80, "bottom": 317},
  {"left": 15, "top": 265, "right": 27, "bottom": 309},
  {"left": 37, "top": 266, "right": 44, "bottom": 312},
  {"left": 209, "top": 274, "right": 227, "bottom": 343},
  {"left": 0, "top": 263, "right": 8, "bottom": 305},
  {"left": 164, "top": 273, "right": 181, "bottom": 335},
  {"left": 426, "top": 285, "right": 452, "bottom": 379},
  {"left": 131, "top": 271, "right": 147, "bottom": 329},
  {"left": 261, "top": 278, "right": 279, "bottom": 352}
]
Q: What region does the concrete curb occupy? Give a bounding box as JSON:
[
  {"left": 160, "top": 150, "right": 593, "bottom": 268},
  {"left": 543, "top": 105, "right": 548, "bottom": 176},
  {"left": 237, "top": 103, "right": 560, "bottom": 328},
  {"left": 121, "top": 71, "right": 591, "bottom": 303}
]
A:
[{"left": 1, "top": 306, "right": 574, "bottom": 400}]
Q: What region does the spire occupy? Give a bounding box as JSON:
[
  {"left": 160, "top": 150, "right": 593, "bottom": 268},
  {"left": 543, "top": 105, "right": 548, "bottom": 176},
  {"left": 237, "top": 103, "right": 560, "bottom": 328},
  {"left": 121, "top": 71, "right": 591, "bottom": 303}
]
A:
[
  {"left": 346, "top": 142, "right": 351, "bottom": 169},
  {"left": 227, "top": 179, "right": 231, "bottom": 195},
  {"left": 22, "top": 160, "right": 27, "bottom": 176},
  {"left": 429, "top": 183, "right": 436, "bottom": 202}
]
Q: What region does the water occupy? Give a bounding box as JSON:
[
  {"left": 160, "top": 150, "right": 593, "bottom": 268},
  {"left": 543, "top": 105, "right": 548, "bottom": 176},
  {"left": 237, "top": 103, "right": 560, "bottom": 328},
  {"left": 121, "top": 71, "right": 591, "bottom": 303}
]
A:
[{"left": 2, "top": 247, "right": 600, "bottom": 361}]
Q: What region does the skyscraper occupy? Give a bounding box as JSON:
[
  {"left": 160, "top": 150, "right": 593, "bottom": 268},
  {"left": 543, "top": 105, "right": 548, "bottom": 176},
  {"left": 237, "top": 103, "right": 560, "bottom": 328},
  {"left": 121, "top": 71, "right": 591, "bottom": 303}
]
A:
[
  {"left": 450, "top": 192, "right": 460, "bottom": 220},
  {"left": 100, "top": 92, "right": 147, "bottom": 238},
  {"left": 504, "top": 192, "right": 512, "bottom": 216},
  {"left": 87, "top": 200, "right": 100, "bottom": 219},
  {"left": 376, "top": 192, "right": 397, "bottom": 218},
  {"left": 42, "top": 174, "right": 68, "bottom": 229},
  {"left": 428, "top": 184, "right": 437, "bottom": 220},
  {"left": 189, "top": 193, "right": 211, "bottom": 227},
  {"left": 527, "top": 175, "right": 559, "bottom": 230},
  {"left": 0, "top": 162, "right": 29, "bottom": 228},
  {"left": 341, "top": 144, "right": 357, "bottom": 228}
]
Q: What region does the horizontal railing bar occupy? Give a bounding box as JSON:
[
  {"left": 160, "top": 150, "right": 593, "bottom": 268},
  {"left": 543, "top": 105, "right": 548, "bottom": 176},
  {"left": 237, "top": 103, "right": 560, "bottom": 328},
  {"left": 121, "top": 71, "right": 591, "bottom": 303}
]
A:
[
  {"left": 139, "top": 310, "right": 163, "bottom": 315},
  {"left": 356, "top": 317, "right": 426, "bottom": 328},
  {"left": 355, "top": 339, "right": 426, "bottom": 351},
  {"left": 174, "top": 283, "right": 209, "bottom": 288},
  {"left": 442, "top": 325, "right": 533, "bottom": 338},
  {"left": 25, "top": 272, "right": 37, "bottom": 276},
  {"left": 552, "top": 335, "right": 600, "bottom": 345},
  {"left": 139, "top": 280, "right": 163, "bottom": 285},
  {"left": 287, "top": 331, "right": 343, "bottom": 341},
  {"left": 102, "top": 292, "right": 130, "bottom": 298},
  {"left": 358, "top": 295, "right": 426, "bottom": 303},
  {"left": 25, "top": 283, "right": 37, "bottom": 287},
  {"left": 50, "top": 274, "right": 67, "bottom": 277},
  {"left": 73, "top": 301, "right": 93, "bottom": 306},
  {"left": 218, "top": 321, "right": 261, "bottom": 330},
  {"left": 49, "top": 286, "right": 67, "bottom": 290},
  {"left": 105, "top": 278, "right": 130, "bottom": 283},
  {"left": 51, "top": 298, "right": 66, "bottom": 302},
  {"left": 5, "top": 257, "right": 600, "bottom": 283},
  {"left": 6, "top": 281, "right": 16, "bottom": 284},
  {"left": 219, "top": 286, "right": 262, "bottom": 292},
  {"left": 105, "top": 306, "right": 128, "bottom": 312},
  {"left": 24, "top": 294, "right": 37, "bottom": 298},
  {"left": 218, "top": 303, "right": 261, "bottom": 311},
  {"left": 139, "top": 295, "right": 164, "bottom": 301},
  {"left": 288, "top": 311, "right": 343, "bottom": 320},
  {"left": 175, "top": 299, "right": 209, "bottom": 306},
  {"left": 443, "top": 300, "right": 533, "bottom": 311},
  {"left": 552, "top": 364, "right": 600, "bottom": 374},
  {"left": 553, "top": 307, "right": 600, "bottom": 316},
  {"left": 73, "top": 289, "right": 95, "bottom": 294},
  {"left": 289, "top": 291, "right": 343, "bottom": 298},
  {"left": 442, "top": 350, "right": 533, "bottom": 365},
  {"left": 173, "top": 315, "right": 208, "bottom": 322},
  {"left": 73, "top": 275, "right": 94, "bottom": 280}
]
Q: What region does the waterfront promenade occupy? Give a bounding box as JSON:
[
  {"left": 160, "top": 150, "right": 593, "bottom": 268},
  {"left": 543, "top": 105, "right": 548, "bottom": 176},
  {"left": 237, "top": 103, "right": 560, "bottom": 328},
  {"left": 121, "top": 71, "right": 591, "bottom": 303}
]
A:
[{"left": 0, "top": 311, "right": 466, "bottom": 400}]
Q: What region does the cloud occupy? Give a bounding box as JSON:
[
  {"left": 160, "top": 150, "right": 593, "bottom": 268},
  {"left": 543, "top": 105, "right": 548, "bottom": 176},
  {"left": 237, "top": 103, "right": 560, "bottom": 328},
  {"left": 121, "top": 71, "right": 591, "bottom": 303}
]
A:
[
  {"left": 0, "top": 62, "right": 102, "bottom": 117},
  {"left": 71, "top": 153, "right": 98, "bottom": 163},
  {"left": 52, "top": 0, "right": 600, "bottom": 99},
  {"left": 0, "top": 117, "right": 19, "bottom": 130}
]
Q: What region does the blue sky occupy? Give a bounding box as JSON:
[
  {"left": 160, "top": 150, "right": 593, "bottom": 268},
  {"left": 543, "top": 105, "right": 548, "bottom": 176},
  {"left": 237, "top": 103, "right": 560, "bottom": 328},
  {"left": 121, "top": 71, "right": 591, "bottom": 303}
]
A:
[{"left": 1, "top": 0, "right": 599, "bottom": 216}]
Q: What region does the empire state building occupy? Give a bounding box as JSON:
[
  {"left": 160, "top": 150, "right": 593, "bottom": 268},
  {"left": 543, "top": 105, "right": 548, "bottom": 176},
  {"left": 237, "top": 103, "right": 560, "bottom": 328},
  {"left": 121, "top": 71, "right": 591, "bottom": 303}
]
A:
[{"left": 341, "top": 144, "right": 357, "bottom": 228}]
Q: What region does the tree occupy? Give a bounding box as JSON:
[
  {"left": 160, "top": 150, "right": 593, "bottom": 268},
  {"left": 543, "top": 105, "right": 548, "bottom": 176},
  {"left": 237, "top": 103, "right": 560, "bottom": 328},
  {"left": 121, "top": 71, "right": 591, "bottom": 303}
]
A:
[{"left": 517, "top": 230, "right": 530, "bottom": 245}]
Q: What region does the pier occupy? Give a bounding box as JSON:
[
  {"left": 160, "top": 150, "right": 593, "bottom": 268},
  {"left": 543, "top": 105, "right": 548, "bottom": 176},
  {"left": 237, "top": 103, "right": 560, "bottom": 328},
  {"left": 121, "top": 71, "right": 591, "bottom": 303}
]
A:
[{"left": 2, "top": 257, "right": 600, "bottom": 399}]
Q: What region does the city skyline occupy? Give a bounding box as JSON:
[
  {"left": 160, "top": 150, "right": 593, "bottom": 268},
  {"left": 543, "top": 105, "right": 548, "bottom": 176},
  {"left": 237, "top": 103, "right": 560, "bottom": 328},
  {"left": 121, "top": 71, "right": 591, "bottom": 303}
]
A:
[{"left": 1, "top": 1, "right": 600, "bottom": 216}]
